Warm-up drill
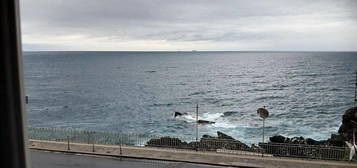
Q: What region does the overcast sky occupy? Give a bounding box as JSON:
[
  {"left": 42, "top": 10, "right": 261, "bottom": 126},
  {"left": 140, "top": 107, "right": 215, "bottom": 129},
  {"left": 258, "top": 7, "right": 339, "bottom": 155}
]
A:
[{"left": 20, "top": 0, "right": 357, "bottom": 51}]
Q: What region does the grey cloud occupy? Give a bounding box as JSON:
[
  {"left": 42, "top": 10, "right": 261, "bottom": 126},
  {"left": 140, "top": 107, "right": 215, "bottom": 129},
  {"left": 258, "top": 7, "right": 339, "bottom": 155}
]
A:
[{"left": 20, "top": 0, "right": 357, "bottom": 50}]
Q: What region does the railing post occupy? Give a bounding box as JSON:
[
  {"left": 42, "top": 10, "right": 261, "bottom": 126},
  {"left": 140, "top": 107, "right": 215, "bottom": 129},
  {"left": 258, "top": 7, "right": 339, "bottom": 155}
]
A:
[
  {"left": 87, "top": 132, "right": 90, "bottom": 144},
  {"left": 67, "top": 136, "right": 70, "bottom": 151},
  {"left": 261, "top": 143, "right": 264, "bottom": 157},
  {"left": 92, "top": 136, "right": 95, "bottom": 152},
  {"left": 119, "top": 133, "right": 122, "bottom": 156},
  {"left": 196, "top": 104, "right": 199, "bottom": 152},
  {"left": 119, "top": 134, "right": 122, "bottom": 161}
]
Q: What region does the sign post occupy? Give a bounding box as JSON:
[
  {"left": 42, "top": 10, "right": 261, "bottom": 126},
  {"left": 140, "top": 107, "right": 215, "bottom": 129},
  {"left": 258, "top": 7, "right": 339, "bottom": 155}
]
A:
[
  {"left": 196, "top": 104, "right": 199, "bottom": 142},
  {"left": 355, "top": 71, "right": 357, "bottom": 105},
  {"left": 257, "top": 107, "right": 269, "bottom": 143}
]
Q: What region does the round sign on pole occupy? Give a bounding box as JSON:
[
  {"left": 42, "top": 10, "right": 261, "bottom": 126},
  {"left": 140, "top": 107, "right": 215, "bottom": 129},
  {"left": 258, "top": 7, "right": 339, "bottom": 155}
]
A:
[
  {"left": 257, "top": 107, "right": 269, "bottom": 119},
  {"left": 257, "top": 106, "right": 269, "bottom": 144}
]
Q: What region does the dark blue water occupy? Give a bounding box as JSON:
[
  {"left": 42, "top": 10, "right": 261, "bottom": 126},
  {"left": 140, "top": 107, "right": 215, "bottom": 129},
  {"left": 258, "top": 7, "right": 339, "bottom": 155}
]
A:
[{"left": 23, "top": 51, "right": 357, "bottom": 144}]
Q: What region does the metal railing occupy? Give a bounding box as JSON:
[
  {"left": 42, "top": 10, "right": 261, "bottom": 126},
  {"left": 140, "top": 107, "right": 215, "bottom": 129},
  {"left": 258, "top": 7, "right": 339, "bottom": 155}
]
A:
[
  {"left": 259, "top": 143, "right": 349, "bottom": 160},
  {"left": 27, "top": 127, "right": 352, "bottom": 161}
]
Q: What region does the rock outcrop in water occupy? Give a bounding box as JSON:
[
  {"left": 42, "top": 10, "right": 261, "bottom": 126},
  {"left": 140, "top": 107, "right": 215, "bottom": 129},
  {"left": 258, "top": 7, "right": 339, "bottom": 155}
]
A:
[
  {"left": 173, "top": 111, "right": 215, "bottom": 124},
  {"left": 197, "top": 120, "right": 215, "bottom": 124},
  {"left": 174, "top": 111, "right": 187, "bottom": 118},
  {"left": 217, "top": 131, "right": 235, "bottom": 140}
]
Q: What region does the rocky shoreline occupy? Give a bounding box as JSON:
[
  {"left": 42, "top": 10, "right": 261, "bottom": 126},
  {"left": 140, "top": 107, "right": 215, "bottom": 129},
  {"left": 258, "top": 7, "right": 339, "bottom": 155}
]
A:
[
  {"left": 268, "top": 106, "right": 357, "bottom": 147},
  {"left": 146, "top": 107, "right": 357, "bottom": 158},
  {"left": 147, "top": 131, "right": 251, "bottom": 151}
]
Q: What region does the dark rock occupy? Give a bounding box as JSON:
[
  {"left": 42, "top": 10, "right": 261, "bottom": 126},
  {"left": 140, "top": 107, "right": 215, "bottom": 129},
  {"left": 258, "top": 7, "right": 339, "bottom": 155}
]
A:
[
  {"left": 221, "top": 111, "right": 239, "bottom": 117},
  {"left": 146, "top": 131, "right": 251, "bottom": 151},
  {"left": 327, "top": 134, "right": 345, "bottom": 147},
  {"left": 270, "top": 135, "right": 324, "bottom": 145},
  {"left": 305, "top": 138, "right": 319, "bottom": 145},
  {"left": 199, "top": 133, "right": 250, "bottom": 151},
  {"left": 202, "top": 134, "right": 215, "bottom": 138},
  {"left": 174, "top": 112, "right": 187, "bottom": 118},
  {"left": 270, "top": 135, "right": 286, "bottom": 143},
  {"left": 217, "top": 131, "right": 235, "bottom": 140},
  {"left": 262, "top": 134, "right": 348, "bottom": 159},
  {"left": 146, "top": 136, "right": 189, "bottom": 148},
  {"left": 290, "top": 136, "right": 305, "bottom": 144},
  {"left": 338, "top": 106, "right": 357, "bottom": 141},
  {"left": 197, "top": 120, "right": 215, "bottom": 124},
  {"left": 145, "top": 70, "right": 156, "bottom": 73},
  {"left": 269, "top": 134, "right": 346, "bottom": 147}
]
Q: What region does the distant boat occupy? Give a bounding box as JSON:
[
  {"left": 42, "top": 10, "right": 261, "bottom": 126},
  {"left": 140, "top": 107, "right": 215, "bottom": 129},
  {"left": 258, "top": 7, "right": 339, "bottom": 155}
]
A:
[{"left": 192, "top": 50, "right": 197, "bottom": 52}]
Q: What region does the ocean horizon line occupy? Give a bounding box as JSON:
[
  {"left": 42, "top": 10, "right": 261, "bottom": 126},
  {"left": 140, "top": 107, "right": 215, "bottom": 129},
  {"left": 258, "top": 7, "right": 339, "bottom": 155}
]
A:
[{"left": 22, "top": 50, "right": 357, "bottom": 53}]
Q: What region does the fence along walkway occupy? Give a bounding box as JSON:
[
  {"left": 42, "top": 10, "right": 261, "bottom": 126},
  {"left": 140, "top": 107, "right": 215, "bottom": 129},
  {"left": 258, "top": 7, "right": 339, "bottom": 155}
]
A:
[{"left": 27, "top": 127, "right": 352, "bottom": 161}]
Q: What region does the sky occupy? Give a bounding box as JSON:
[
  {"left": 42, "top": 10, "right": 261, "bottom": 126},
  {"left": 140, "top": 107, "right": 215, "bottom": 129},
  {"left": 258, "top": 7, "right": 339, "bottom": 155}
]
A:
[{"left": 20, "top": 0, "right": 357, "bottom": 51}]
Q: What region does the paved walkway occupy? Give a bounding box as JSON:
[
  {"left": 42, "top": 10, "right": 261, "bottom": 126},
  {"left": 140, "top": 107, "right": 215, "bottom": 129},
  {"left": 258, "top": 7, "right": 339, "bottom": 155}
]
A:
[
  {"left": 29, "top": 139, "right": 357, "bottom": 168},
  {"left": 31, "top": 150, "right": 226, "bottom": 168}
]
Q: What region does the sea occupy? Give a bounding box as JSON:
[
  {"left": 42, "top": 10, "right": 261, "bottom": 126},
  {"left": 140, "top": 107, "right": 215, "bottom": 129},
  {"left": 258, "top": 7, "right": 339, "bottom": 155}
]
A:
[{"left": 23, "top": 51, "right": 357, "bottom": 145}]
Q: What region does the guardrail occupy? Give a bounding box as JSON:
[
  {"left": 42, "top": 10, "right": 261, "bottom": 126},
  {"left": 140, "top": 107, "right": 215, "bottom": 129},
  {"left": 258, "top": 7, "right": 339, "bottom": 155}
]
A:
[
  {"left": 27, "top": 127, "right": 352, "bottom": 161},
  {"left": 259, "top": 142, "right": 349, "bottom": 160}
]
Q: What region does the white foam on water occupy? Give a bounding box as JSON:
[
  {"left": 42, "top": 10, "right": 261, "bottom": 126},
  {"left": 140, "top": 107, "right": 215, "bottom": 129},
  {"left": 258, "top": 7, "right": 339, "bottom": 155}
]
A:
[
  {"left": 181, "top": 115, "right": 196, "bottom": 121},
  {"left": 175, "top": 112, "right": 224, "bottom": 123},
  {"left": 212, "top": 121, "right": 237, "bottom": 128},
  {"left": 200, "top": 113, "right": 223, "bottom": 121},
  {"left": 175, "top": 112, "right": 240, "bottom": 129}
]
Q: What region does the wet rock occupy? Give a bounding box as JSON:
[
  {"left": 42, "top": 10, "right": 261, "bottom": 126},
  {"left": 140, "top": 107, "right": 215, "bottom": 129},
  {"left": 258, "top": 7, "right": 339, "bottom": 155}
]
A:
[
  {"left": 268, "top": 134, "right": 345, "bottom": 147},
  {"left": 327, "top": 134, "right": 345, "bottom": 147},
  {"left": 199, "top": 132, "right": 249, "bottom": 151},
  {"left": 217, "top": 131, "right": 235, "bottom": 140},
  {"left": 221, "top": 111, "right": 239, "bottom": 117},
  {"left": 202, "top": 134, "right": 215, "bottom": 138},
  {"left": 174, "top": 112, "right": 187, "bottom": 118},
  {"left": 262, "top": 134, "right": 348, "bottom": 158},
  {"left": 197, "top": 120, "right": 215, "bottom": 124},
  {"left": 269, "top": 135, "right": 286, "bottom": 143},
  {"left": 270, "top": 135, "right": 298, "bottom": 144},
  {"left": 338, "top": 106, "right": 357, "bottom": 141},
  {"left": 305, "top": 138, "right": 319, "bottom": 145},
  {"left": 269, "top": 135, "right": 322, "bottom": 145},
  {"left": 146, "top": 131, "right": 250, "bottom": 151},
  {"left": 146, "top": 136, "right": 189, "bottom": 148}
]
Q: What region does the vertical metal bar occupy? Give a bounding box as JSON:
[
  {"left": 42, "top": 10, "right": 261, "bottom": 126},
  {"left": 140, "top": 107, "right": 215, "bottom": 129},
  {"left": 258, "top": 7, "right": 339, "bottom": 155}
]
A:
[
  {"left": 353, "top": 128, "right": 356, "bottom": 146},
  {"left": 119, "top": 135, "right": 122, "bottom": 155},
  {"left": 196, "top": 104, "right": 198, "bottom": 142},
  {"left": 262, "top": 119, "right": 265, "bottom": 143},
  {"left": 67, "top": 136, "right": 70, "bottom": 151},
  {"left": 87, "top": 132, "right": 90, "bottom": 144},
  {"left": 355, "top": 71, "right": 357, "bottom": 105},
  {"left": 196, "top": 104, "right": 199, "bottom": 151},
  {"left": 92, "top": 139, "right": 95, "bottom": 152},
  {"left": 92, "top": 138, "right": 95, "bottom": 152}
]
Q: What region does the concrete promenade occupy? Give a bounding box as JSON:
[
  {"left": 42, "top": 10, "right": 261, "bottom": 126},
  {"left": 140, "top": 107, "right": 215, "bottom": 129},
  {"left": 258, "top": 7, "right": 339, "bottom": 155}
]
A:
[
  {"left": 31, "top": 150, "right": 225, "bottom": 168},
  {"left": 29, "top": 139, "right": 357, "bottom": 168}
]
